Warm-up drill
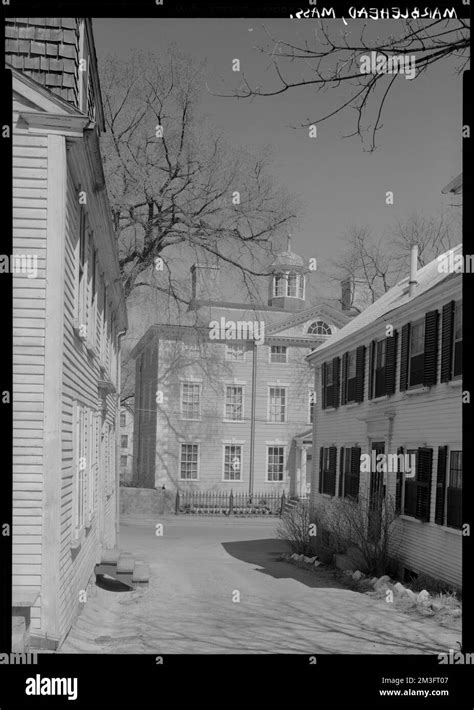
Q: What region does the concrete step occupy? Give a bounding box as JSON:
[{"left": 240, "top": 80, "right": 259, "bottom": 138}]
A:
[
  {"left": 12, "top": 616, "right": 27, "bottom": 653},
  {"left": 132, "top": 562, "right": 150, "bottom": 584},
  {"left": 101, "top": 548, "right": 120, "bottom": 565},
  {"left": 116, "top": 554, "right": 135, "bottom": 574}
]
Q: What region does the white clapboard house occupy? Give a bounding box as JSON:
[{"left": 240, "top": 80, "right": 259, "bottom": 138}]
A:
[
  {"left": 8, "top": 18, "right": 127, "bottom": 649},
  {"left": 307, "top": 244, "right": 462, "bottom": 588}
]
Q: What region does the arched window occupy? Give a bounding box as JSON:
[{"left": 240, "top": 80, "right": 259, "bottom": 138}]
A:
[{"left": 308, "top": 320, "right": 332, "bottom": 336}]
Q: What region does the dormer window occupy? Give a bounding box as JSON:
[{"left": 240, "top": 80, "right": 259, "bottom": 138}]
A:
[{"left": 308, "top": 321, "right": 332, "bottom": 336}]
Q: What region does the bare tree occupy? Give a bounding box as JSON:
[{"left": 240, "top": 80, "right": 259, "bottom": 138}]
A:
[
  {"left": 329, "top": 210, "right": 461, "bottom": 311},
  {"left": 214, "top": 19, "right": 469, "bottom": 150},
  {"left": 330, "top": 226, "right": 403, "bottom": 311},
  {"left": 391, "top": 210, "right": 461, "bottom": 267},
  {"left": 100, "top": 48, "right": 298, "bottom": 302}
]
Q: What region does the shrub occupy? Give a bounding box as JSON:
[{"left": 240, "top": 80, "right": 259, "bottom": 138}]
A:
[
  {"left": 315, "top": 494, "right": 401, "bottom": 577},
  {"left": 276, "top": 501, "right": 317, "bottom": 556}
]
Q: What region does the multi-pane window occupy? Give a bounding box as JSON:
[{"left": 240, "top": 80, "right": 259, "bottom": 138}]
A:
[
  {"left": 273, "top": 275, "right": 286, "bottom": 297},
  {"left": 319, "top": 446, "right": 337, "bottom": 496},
  {"left": 120, "top": 413, "right": 126, "bottom": 427},
  {"left": 453, "top": 301, "right": 462, "bottom": 378},
  {"left": 268, "top": 387, "right": 286, "bottom": 422},
  {"left": 225, "top": 344, "right": 246, "bottom": 361},
  {"left": 326, "top": 362, "right": 333, "bottom": 386},
  {"left": 270, "top": 346, "right": 287, "bottom": 363},
  {"left": 225, "top": 386, "right": 243, "bottom": 421},
  {"left": 447, "top": 451, "right": 462, "bottom": 529},
  {"left": 77, "top": 209, "right": 88, "bottom": 331},
  {"left": 73, "top": 402, "right": 97, "bottom": 542},
  {"left": 309, "top": 390, "right": 316, "bottom": 423},
  {"left": 308, "top": 321, "right": 331, "bottom": 336},
  {"left": 106, "top": 422, "right": 116, "bottom": 496},
  {"left": 409, "top": 319, "right": 425, "bottom": 386},
  {"left": 120, "top": 455, "right": 127, "bottom": 467},
  {"left": 180, "top": 444, "right": 199, "bottom": 480},
  {"left": 287, "top": 274, "right": 304, "bottom": 298},
  {"left": 223, "top": 445, "right": 242, "bottom": 481},
  {"left": 267, "top": 446, "right": 285, "bottom": 481},
  {"left": 121, "top": 435, "right": 128, "bottom": 448},
  {"left": 346, "top": 350, "right": 357, "bottom": 402},
  {"left": 273, "top": 273, "right": 304, "bottom": 298},
  {"left": 374, "top": 339, "right": 386, "bottom": 397},
  {"left": 181, "top": 382, "right": 201, "bottom": 420}
]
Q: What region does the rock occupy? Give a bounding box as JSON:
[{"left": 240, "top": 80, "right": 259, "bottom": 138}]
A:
[
  {"left": 313, "top": 560, "right": 321, "bottom": 567},
  {"left": 352, "top": 570, "right": 363, "bottom": 581},
  {"left": 404, "top": 589, "right": 418, "bottom": 602},
  {"left": 417, "top": 589, "right": 430, "bottom": 602},
  {"left": 346, "top": 546, "right": 368, "bottom": 572},
  {"left": 451, "top": 608, "right": 462, "bottom": 618},
  {"left": 394, "top": 582, "right": 406, "bottom": 596},
  {"left": 369, "top": 577, "right": 378, "bottom": 587},
  {"left": 431, "top": 600, "right": 444, "bottom": 612},
  {"left": 374, "top": 575, "right": 391, "bottom": 591},
  {"left": 334, "top": 553, "right": 358, "bottom": 572},
  {"left": 303, "top": 556, "right": 313, "bottom": 564}
]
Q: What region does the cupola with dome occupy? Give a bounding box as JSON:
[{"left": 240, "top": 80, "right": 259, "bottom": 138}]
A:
[{"left": 268, "top": 235, "right": 306, "bottom": 312}]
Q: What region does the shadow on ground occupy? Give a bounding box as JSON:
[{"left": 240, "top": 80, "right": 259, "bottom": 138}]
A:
[{"left": 221, "top": 538, "right": 346, "bottom": 589}]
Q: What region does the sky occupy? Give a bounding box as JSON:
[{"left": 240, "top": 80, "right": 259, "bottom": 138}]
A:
[{"left": 93, "top": 17, "right": 463, "bottom": 312}]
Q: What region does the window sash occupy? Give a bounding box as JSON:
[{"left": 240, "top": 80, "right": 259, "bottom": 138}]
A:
[
  {"left": 225, "top": 386, "right": 243, "bottom": 420},
  {"left": 225, "top": 344, "right": 246, "bottom": 361},
  {"left": 181, "top": 383, "right": 201, "bottom": 419},
  {"left": 180, "top": 444, "right": 199, "bottom": 480},
  {"left": 268, "top": 387, "right": 286, "bottom": 422},
  {"left": 267, "top": 446, "right": 284, "bottom": 481},
  {"left": 223, "top": 445, "right": 242, "bottom": 481},
  {"left": 270, "top": 346, "right": 287, "bottom": 363}
]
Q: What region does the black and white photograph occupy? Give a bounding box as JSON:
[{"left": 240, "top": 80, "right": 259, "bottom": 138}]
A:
[{"left": 0, "top": 1, "right": 472, "bottom": 705}]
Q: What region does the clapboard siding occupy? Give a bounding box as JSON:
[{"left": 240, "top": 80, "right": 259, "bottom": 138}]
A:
[
  {"left": 310, "top": 276, "right": 462, "bottom": 588},
  {"left": 56, "top": 152, "right": 120, "bottom": 640},
  {"left": 136, "top": 336, "right": 310, "bottom": 491},
  {"left": 12, "top": 122, "right": 48, "bottom": 630}
]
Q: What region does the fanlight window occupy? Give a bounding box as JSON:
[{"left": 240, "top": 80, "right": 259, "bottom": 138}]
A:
[{"left": 308, "top": 320, "right": 332, "bottom": 336}]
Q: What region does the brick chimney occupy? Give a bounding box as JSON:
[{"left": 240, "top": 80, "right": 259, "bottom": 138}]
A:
[
  {"left": 190, "top": 263, "right": 221, "bottom": 303},
  {"left": 340, "top": 276, "right": 373, "bottom": 313}
]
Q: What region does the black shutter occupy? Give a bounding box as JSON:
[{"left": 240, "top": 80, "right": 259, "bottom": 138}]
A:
[
  {"left": 349, "top": 446, "right": 361, "bottom": 499},
  {"left": 328, "top": 446, "right": 337, "bottom": 496},
  {"left": 441, "top": 301, "right": 455, "bottom": 382},
  {"left": 368, "top": 340, "right": 376, "bottom": 400},
  {"left": 321, "top": 362, "right": 327, "bottom": 410},
  {"left": 423, "top": 310, "right": 439, "bottom": 386},
  {"left": 338, "top": 446, "right": 344, "bottom": 497},
  {"left": 395, "top": 446, "right": 403, "bottom": 514},
  {"left": 399, "top": 323, "right": 411, "bottom": 391},
  {"left": 385, "top": 331, "right": 398, "bottom": 395},
  {"left": 332, "top": 357, "right": 340, "bottom": 409},
  {"left": 318, "top": 447, "right": 324, "bottom": 493},
  {"left": 341, "top": 353, "right": 348, "bottom": 406},
  {"left": 416, "top": 447, "right": 433, "bottom": 522},
  {"left": 435, "top": 446, "right": 448, "bottom": 525},
  {"left": 354, "top": 345, "right": 365, "bottom": 402}
]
